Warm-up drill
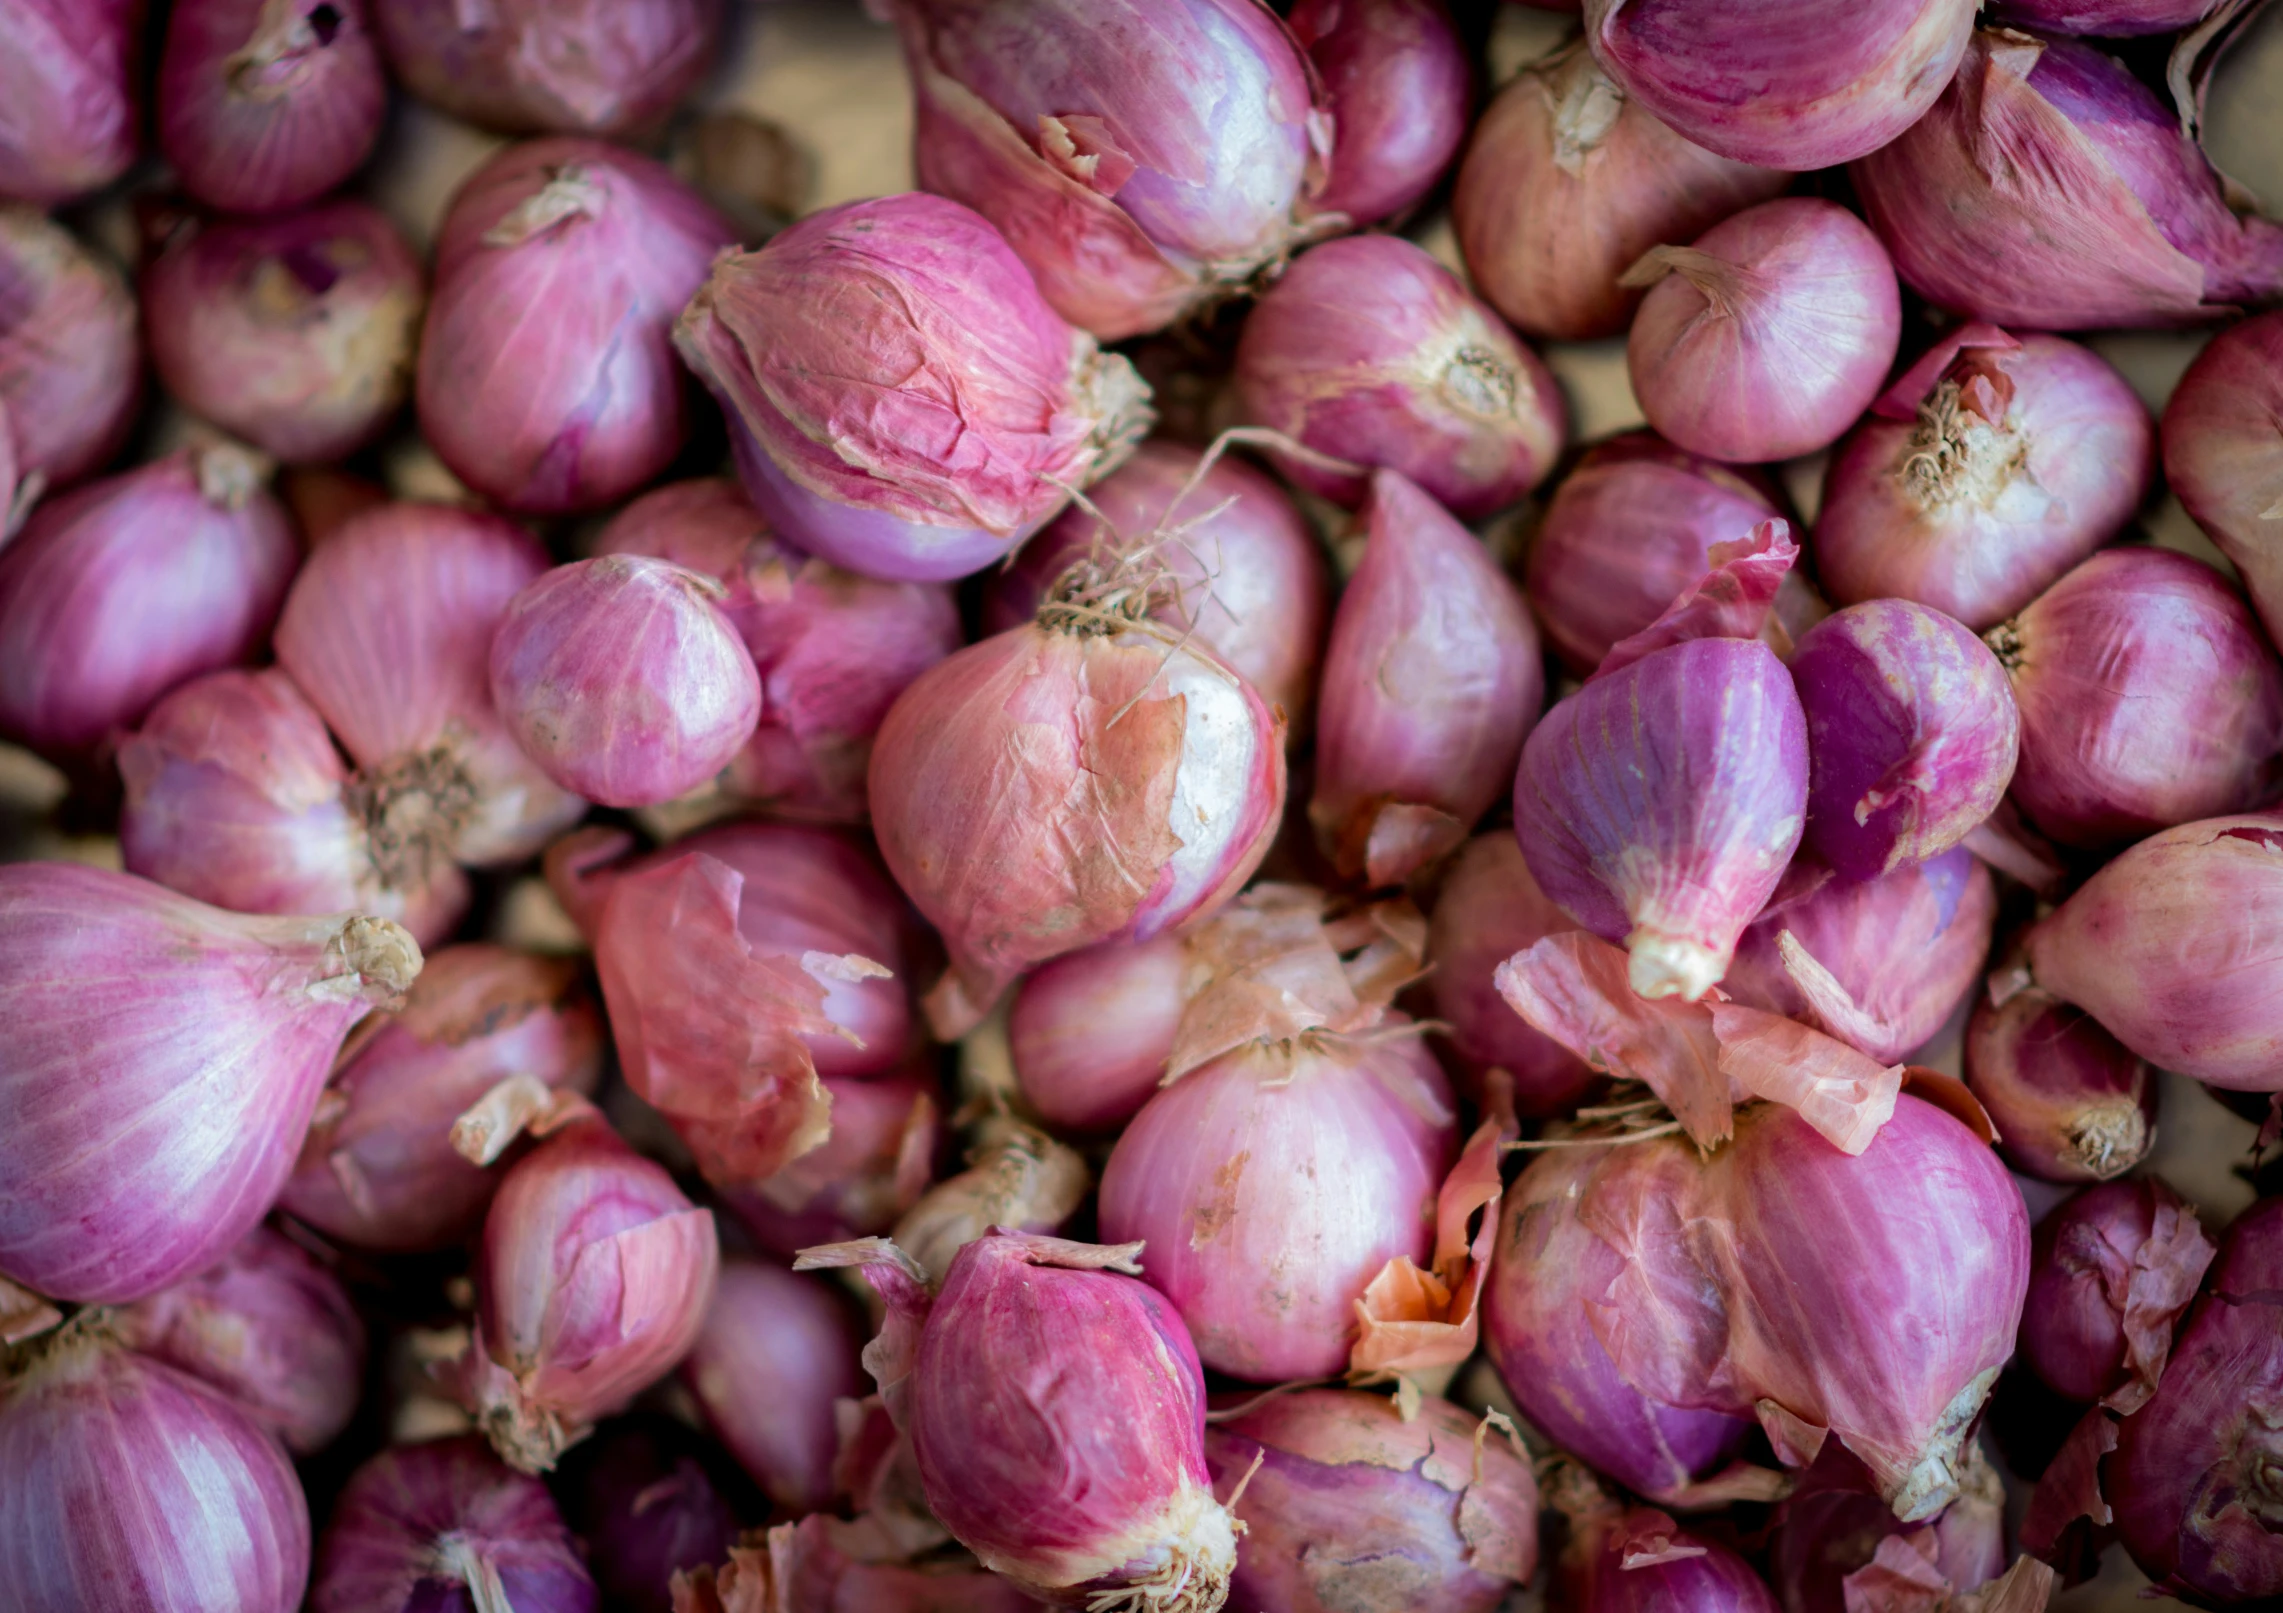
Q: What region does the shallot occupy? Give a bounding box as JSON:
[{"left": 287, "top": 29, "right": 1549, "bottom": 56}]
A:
[
  {"left": 0, "top": 205, "right": 142, "bottom": 497},
  {"left": 0, "top": 0, "right": 139, "bottom": 204},
  {"left": 718, "top": 1068, "right": 938, "bottom": 1258},
  {"left": 1765, "top": 1443, "right": 2007, "bottom": 1613},
  {"left": 681, "top": 1256, "right": 866, "bottom": 1513},
  {"left": 370, "top": 0, "right": 720, "bottom": 136},
  {"left": 1966, "top": 985, "right": 2154, "bottom": 1183},
  {"left": 2018, "top": 1178, "right": 2215, "bottom": 1410},
  {"left": 1554, "top": 1491, "right": 1780, "bottom": 1613},
  {"left": 556, "top": 1417, "right": 740, "bottom": 1613},
  {"left": 2164, "top": 311, "right": 2283, "bottom": 650},
  {"left": 1007, "top": 933, "right": 1189, "bottom": 1135},
  {"left": 1289, "top": 0, "right": 1469, "bottom": 228}
]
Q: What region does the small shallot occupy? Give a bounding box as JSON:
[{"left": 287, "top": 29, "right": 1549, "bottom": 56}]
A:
[
  {"left": 1815, "top": 326, "right": 2153, "bottom": 631},
  {"left": 681, "top": 1256, "right": 865, "bottom": 1514},
  {"left": 1965, "top": 985, "right": 2155, "bottom": 1183},
  {"left": 2018, "top": 1178, "right": 2216, "bottom": 1410},
  {"left": 0, "top": 862, "right": 420, "bottom": 1305},
  {"left": 0, "top": 205, "right": 142, "bottom": 495},
  {"left": 1289, "top": 0, "right": 1469, "bottom": 228},
  {"left": 1764, "top": 1443, "right": 2008, "bottom": 1613},
  {"left": 1555, "top": 1491, "right": 1780, "bottom": 1613},
  {"left": 1311, "top": 469, "right": 1543, "bottom": 886},
  {"left": 1426, "top": 834, "right": 1596, "bottom": 1114},
  {"left": 1622, "top": 197, "right": 1901, "bottom": 465},
  {"left": 0, "top": 0, "right": 139, "bottom": 204},
  {"left": 557, "top": 1417, "right": 740, "bottom": 1613},
  {"left": 1235, "top": 235, "right": 1565, "bottom": 519},
  {"left": 371, "top": 0, "right": 720, "bottom": 137},
  {"left": 1008, "top": 933, "right": 1189, "bottom": 1135},
  {"left": 2163, "top": 311, "right": 2283, "bottom": 651}
]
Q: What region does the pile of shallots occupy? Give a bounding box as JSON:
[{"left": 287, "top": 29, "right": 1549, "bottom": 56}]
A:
[{"left": 0, "top": 0, "right": 2279, "bottom": 1609}]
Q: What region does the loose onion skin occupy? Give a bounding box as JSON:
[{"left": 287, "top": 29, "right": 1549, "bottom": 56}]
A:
[
  {"left": 0, "top": 1331, "right": 312, "bottom": 1613},
  {"left": 2164, "top": 313, "right": 2283, "bottom": 654},
  {"left": 2018, "top": 1178, "right": 2215, "bottom": 1410},
  {"left": 718, "top": 1068, "right": 938, "bottom": 1258},
  {"left": 0, "top": 205, "right": 143, "bottom": 494},
  {"left": 1453, "top": 42, "right": 1789, "bottom": 343},
  {"left": 1289, "top": 0, "right": 1469, "bottom": 228},
  {"left": 681, "top": 1257, "right": 866, "bottom": 1514},
  {"left": 371, "top": 0, "right": 721, "bottom": 137},
  {"left": 1815, "top": 327, "right": 2153, "bottom": 631},
  {"left": 1764, "top": 1443, "right": 2006, "bottom": 1613},
  {"left": 1235, "top": 235, "right": 1566, "bottom": 520},
  {"left": 0, "top": 0, "right": 139, "bottom": 206}
]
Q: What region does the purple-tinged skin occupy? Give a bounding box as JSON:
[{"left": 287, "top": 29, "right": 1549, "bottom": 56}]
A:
[
  {"left": 1236, "top": 235, "right": 1566, "bottom": 519},
  {"left": 681, "top": 1257, "right": 866, "bottom": 1513},
  {"left": 1009, "top": 933, "right": 1188, "bottom": 1135},
  {"left": 558, "top": 1417, "right": 739, "bottom": 1613},
  {"left": 1558, "top": 1504, "right": 1781, "bottom": 1613},
  {"left": 0, "top": 0, "right": 139, "bottom": 205},
  {"left": 0, "top": 205, "right": 143, "bottom": 487},
  {"left": 1289, "top": 0, "right": 1470, "bottom": 227},
  {"left": 1764, "top": 1443, "right": 2006, "bottom": 1613},
  {"left": 1995, "top": 547, "right": 2283, "bottom": 850},
  {"left": 1991, "top": 0, "right": 2218, "bottom": 33},
  {"left": 489, "top": 555, "right": 762, "bottom": 810},
  {"left": 2108, "top": 1197, "right": 2283, "bottom": 1604},
  {"left": 1965, "top": 988, "right": 2154, "bottom": 1184},
  {"left": 314, "top": 1436, "right": 596, "bottom": 1613},
  {"left": 1515, "top": 636, "right": 1808, "bottom": 1002},
  {"left": 0, "top": 1337, "right": 311, "bottom": 1613},
  {"left": 2165, "top": 313, "right": 2283, "bottom": 654},
  {"left": 1790, "top": 599, "right": 2019, "bottom": 881},
  {"left": 2020, "top": 1178, "right": 2214, "bottom": 1407}
]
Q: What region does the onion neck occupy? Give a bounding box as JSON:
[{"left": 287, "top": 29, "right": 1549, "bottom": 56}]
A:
[
  {"left": 1888, "top": 1366, "right": 1999, "bottom": 1523},
  {"left": 431, "top": 1533, "right": 516, "bottom": 1613},
  {"left": 1071, "top": 339, "right": 1155, "bottom": 484},
  {"left": 1897, "top": 378, "right": 2025, "bottom": 513},
  {"left": 1541, "top": 45, "right": 1624, "bottom": 175},
  {"left": 229, "top": 0, "right": 345, "bottom": 98},
  {"left": 482, "top": 169, "right": 608, "bottom": 248},
  {"left": 346, "top": 743, "right": 479, "bottom": 893}
]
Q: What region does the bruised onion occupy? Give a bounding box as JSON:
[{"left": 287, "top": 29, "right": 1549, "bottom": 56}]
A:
[
  {"left": 1622, "top": 198, "right": 1901, "bottom": 465},
  {"left": 1235, "top": 235, "right": 1565, "bottom": 519},
  {"left": 882, "top": 0, "right": 1324, "bottom": 340},
  {"left": 0, "top": 1329, "right": 311, "bottom": 1613},
  {"left": 490, "top": 556, "right": 762, "bottom": 809},
  {"left": 1580, "top": 0, "right": 1974, "bottom": 170},
  {"left": 1556, "top": 1496, "right": 1778, "bottom": 1613},
  {"left": 2017, "top": 813, "right": 2283, "bottom": 1093},
  {"left": 371, "top": 0, "right": 719, "bottom": 137},
  {"left": 313, "top": 1435, "right": 596, "bottom": 1613},
  {"left": 1815, "top": 326, "right": 2153, "bottom": 631},
  {"left": 1203, "top": 1389, "right": 1539, "bottom": 1613},
  {"left": 1994, "top": 547, "right": 2283, "bottom": 850},
  {"left": 2018, "top": 1178, "right": 2215, "bottom": 1410},
  {"left": 114, "top": 1223, "right": 365, "bottom": 1455},
  {"left": 0, "top": 0, "right": 139, "bottom": 204},
  {"left": 0, "top": 205, "right": 142, "bottom": 495},
  {"left": 1724, "top": 846, "right": 1995, "bottom": 1065},
  {"left": 2107, "top": 1195, "right": 2283, "bottom": 1603},
  {"left": 420, "top": 138, "right": 735, "bottom": 516},
  {"left": 279, "top": 944, "right": 604, "bottom": 1252},
  {"left": 1311, "top": 470, "right": 1542, "bottom": 886},
  {"left": 676, "top": 192, "right": 1153, "bottom": 582},
  {"left": 1966, "top": 986, "right": 2154, "bottom": 1183},
  {"left": 1453, "top": 43, "right": 1789, "bottom": 343},
  {"left": 803, "top": 1232, "right": 1239, "bottom": 1609},
  {"left": 1788, "top": 599, "right": 2019, "bottom": 881},
  {"left": 157, "top": 0, "right": 386, "bottom": 215},
  {"left": 1426, "top": 834, "right": 1596, "bottom": 1114},
  {"left": 1523, "top": 433, "right": 1787, "bottom": 675},
  {"left": 0, "top": 445, "right": 296, "bottom": 758},
  {"left": 557, "top": 1417, "right": 740, "bottom": 1613},
  {"left": 594, "top": 478, "right": 965, "bottom": 823},
  {"left": 982, "top": 442, "right": 1330, "bottom": 734},
  {"left": 1289, "top": 0, "right": 1468, "bottom": 227},
  {"left": 143, "top": 200, "right": 423, "bottom": 465},
  {"left": 0, "top": 862, "right": 419, "bottom": 1305},
  {"left": 2164, "top": 311, "right": 2283, "bottom": 652},
  {"left": 1852, "top": 29, "right": 2283, "bottom": 329},
  {"left": 438, "top": 1108, "right": 718, "bottom": 1472},
  {"left": 1008, "top": 933, "right": 1188, "bottom": 1134},
  {"left": 681, "top": 1257, "right": 865, "bottom": 1514}
]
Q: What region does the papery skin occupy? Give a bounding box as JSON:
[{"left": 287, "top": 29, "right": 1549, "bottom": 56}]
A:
[
  {"left": 671, "top": 1514, "right": 1037, "bottom": 1613},
  {"left": 2164, "top": 312, "right": 2283, "bottom": 653},
  {"left": 0, "top": 1331, "right": 311, "bottom": 1613},
  {"left": 1515, "top": 635, "right": 1809, "bottom": 1002},
  {"left": 1556, "top": 1501, "right": 1780, "bottom": 1613},
  {"left": 983, "top": 442, "right": 1330, "bottom": 735},
  {"left": 157, "top": 0, "right": 387, "bottom": 215},
  {"left": 490, "top": 556, "right": 762, "bottom": 809},
  {"left": 1311, "top": 470, "right": 1542, "bottom": 886},
  {"left": 313, "top": 1435, "right": 597, "bottom": 1613},
  {"left": 1202, "top": 1389, "right": 1539, "bottom": 1613},
  {"left": 2021, "top": 813, "right": 2283, "bottom": 1092},
  {"left": 1764, "top": 1442, "right": 2007, "bottom": 1613},
  {"left": 1994, "top": 547, "right": 2283, "bottom": 849},
  {"left": 278, "top": 944, "right": 605, "bottom": 1252},
  {"left": 1852, "top": 30, "right": 2283, "bottom": 330},
  {"left": 1724, "top": 847, "right": 1994, "bottom": 1066},
  {"left": 1816, "top": 327, "right": 2153, "bottom": 631},
  {"left": 0, "top": 446, "right": 297, "bottom": 757},
  {"left": 273, "top": 501, "right": 587, "bottom": 873},
  {"left": 719, "top": 1069, "right": 938, "bottom": 1257},
  {"left": 0, "top": 862, "right": 420, "bottom": 1305},
  {"left": 681, "top": 1257, "right": 866, "bottom": 1513},
  {"left": 1992, "top": 0, "right": 2218, "bottom": 30},
  {"left": 1581, "top": 0, "right": 1975, "bottom": 171},
  {"left": 895, "top": 1115, "right": 1092, "bottom": 1285},
  {"left": 1485, "top": 1146, "right": 1759, "bottom": 1505},
  {"left": 885, "top": 0, "right": 1322, "bottom": 341},
  {"left": 0, "top": 205, "right": 143, "bottom": 492},
  {"left": 558, "top": 1416, "right": 740, "bottom": 1613},
  {"left": 1426, "top": 834, "right": 1596, "bottom": 1113},
  {"left": 419, "top": 138, "right": 735, "bottom": 516},
  {"left": 678, "top": 192, "right": 1153, "bottom": 582},
  {"left": 1965, "top": 986, "right": 2153, "bottom": 1183},
  {"left": 1788, "top": 599, "right": 2019, "bottom": 881},
  {"left": 143, "top": 199, "right": 424, "bottom": 464},
  {"left": 1289, "top": 0, "right": 1469, "bottom": 227},
  {"left": 114, "top": 1223, "right": 366, "bottom": 1455},
  {"left": 594, "top": 478, "right": 965, "bottom": 823},
  {"left": 0, "top": 0, "right": 139, "bottom": 204},
  {"left": 1453, "top": 42, "right": 1789, "bottom": 342},
  {"left": 371, "top": 0, "right": 720, "bottom": 136},
  {"left": 1235, "top": 236, "right": 1566, "bottom": 519},
  {"left": 1525, "top": 433, "right": 1788, "bottom": 675},
  {"left": 871, "top": 618, "right": 1284, "bottom": 1037},
  {"left": 448, "top": 1112, "right": 720, "bottom": 1473},
  {"left": 2019, "top": 1178, "right": 2216, "bottom": 1410},
  {"left": 2106, "top": 1195, "right": 2283, "bottom": 1603},
  {"left": 1009, "top": 933, "right": 1189, "bottom": 1133},
  {"left": 1624, "top": 197, "right": 1901, "bottom": 465},
  {"left": 1100, "top": 1028, "right": 1456, "bottom": 1382}
]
